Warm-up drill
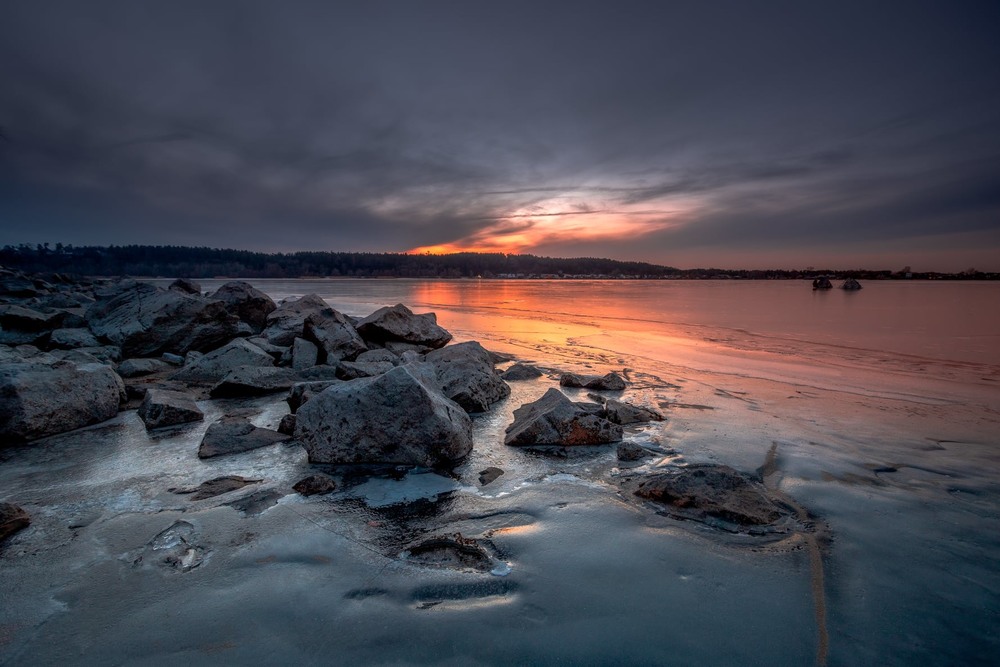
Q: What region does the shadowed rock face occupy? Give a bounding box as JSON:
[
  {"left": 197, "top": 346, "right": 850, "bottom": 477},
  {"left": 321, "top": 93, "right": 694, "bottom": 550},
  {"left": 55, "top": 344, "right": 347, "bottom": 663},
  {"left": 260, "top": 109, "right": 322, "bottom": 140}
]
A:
[
  {"left": 355, "top": 303, "right": 452, "bottom": 349},
  {"left": 210, "top": 281, "right": 277, "bottom": 331},
  {"left": 294, "top": 365, "right": 472, "bottom": 466},
  {"left": 634, "top": 465, "right": 786, "bottom": 526},
  {"left": 422, "top": 341, "right": 510, "bottom": 413},
  {"left": 170, "top": 338, "right": 274, "bottom": 384},
  {"left": 197, "top": 417, "right": 287, "bottom": 458},
  {"left": 209, "top": 366, "right": 299, "bottom": 398},
  {"left": 261, "top": 294, "right": 330, "bottom": 347},
  {"left": 304, "top": 309, "right": 367, "bottom": 362},
  {"left": 85, "top": 282, "right": 240, "bottom": 358},
  {"left": 137, "top": 388, "right": 204, "bottom": 430},
  {"left": 505, "top": 388, "right": 623, "bottom": 446},
  {"left": 0, "top": 503, "right": 30, "bottom": 542}
]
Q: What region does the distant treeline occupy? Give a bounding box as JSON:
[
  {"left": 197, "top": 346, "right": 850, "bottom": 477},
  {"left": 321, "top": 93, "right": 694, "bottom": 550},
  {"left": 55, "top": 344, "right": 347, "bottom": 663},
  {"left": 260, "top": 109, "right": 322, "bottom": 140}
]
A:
[{"left": 0, "top": 244, "right": 996, "bottom": 280}]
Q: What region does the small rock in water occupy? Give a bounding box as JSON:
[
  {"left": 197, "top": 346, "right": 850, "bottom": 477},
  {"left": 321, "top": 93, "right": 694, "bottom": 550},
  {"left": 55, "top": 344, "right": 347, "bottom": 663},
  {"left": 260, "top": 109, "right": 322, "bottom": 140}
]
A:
[
  {"left": 293, "top": 474, "right": 337, "bottom": 496},
  {"left": 505, "top": 388, "right": 622, "bottom": 446},
  {"left": 225, "top": 489, "right": 285, "bottom": 515},
  {"left": 603, "top": 398, "right": 664, "bottom": 425},
  {"left": 559, "top": 371, "right": 627, "bottom": 391},
  {"left": 617, "top": 441, "right": 650, "bottom": 461},
  {"left": 501, "top": 363, "right": 543, "bottom": 381},
  {"left": 138, "top": 520, "right": 206, "bottom": 572},
  {"left": 173, "top": 475, "right": 262, "bottom": 500},
  {"left": 278, "top": 413, "right": 297, "bottom": 435},
  {"left": 0, "top": 503, "right": 31, "bottom": 542},
  {"left": 138, "top": 388, "right": 204, "bottom": 430},
  {"left": 198, "top": 417, "right": 288, "bottom": 458},
  {"left": 478, "top": 466, "right": 505, "bottom": 485}
]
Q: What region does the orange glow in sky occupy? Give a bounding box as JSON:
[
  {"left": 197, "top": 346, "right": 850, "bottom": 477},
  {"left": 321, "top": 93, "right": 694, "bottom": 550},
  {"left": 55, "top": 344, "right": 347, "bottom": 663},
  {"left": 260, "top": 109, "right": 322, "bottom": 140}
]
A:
[{"left": 408, "top": 195, "right": 700, "bottom": 255}]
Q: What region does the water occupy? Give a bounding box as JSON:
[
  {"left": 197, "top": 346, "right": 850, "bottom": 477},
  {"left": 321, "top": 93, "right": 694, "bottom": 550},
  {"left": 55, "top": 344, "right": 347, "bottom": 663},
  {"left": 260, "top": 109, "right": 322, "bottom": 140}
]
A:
[{"left": 3, "top": 279, "right": 999, "bottom": 665}]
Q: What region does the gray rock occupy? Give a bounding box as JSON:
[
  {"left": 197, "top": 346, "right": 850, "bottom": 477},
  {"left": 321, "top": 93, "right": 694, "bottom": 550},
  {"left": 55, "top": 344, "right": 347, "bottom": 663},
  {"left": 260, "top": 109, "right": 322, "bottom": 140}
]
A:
[
  {"left": 137, "top": 388, "right": 204, "bottom": 430},
  {"left": 170, "top": 338, "right": 274, "bottom": 384},
  {"left": 246, "top": 337, "right": 288, "bottom": 362},
  {"left": 47, "top": 328, "right": 101, "bottom": 350},
  {"left": 197, "top": 417, "right": 288, "bottom": 458},
  {"left": 294, "top": 365, "right": 472, "bottom": 466},
  {"left": 478, "top": 466, "right": 504, "bottom": 485},
  {"left": 0, "top": 305, "right": 62, "bottom": 332},
  {"left": 168, "top": 278, "right": 202, "bottom": 295},
  {"left": 504, "top": 388, "right": 623, "bottom": 447},
  {"left": 287, "top": 380, "right": 339, "bottom": 413},
  {"left": 1, "top": 503, "right": 30, "bottom": 542},
  {"left": 0, "top": 362, "right": 125, "bottom": 442},
  {"left": 261, "top": 294, "right": 329, "bottom": 346},
  {"left": 841, "top": 278, "right": 863, "bottom": 291},
  {"left": 291, "top": 337, "right": 319, "bottom": 371},
  {"left": 296, "top": 365, "right": 340, "bottom": 381},
  {"left": 210, "top": 281, "right": 277, "bottom": 331},
  {"left": 355, "top": 303, "right": 452, "bottom": 349},
  {"left": 501, "top": 363, "right": 543, "bottom": 381},
  {"left": 355, "top": 349, "right": 400, "bottom": 364},
  {"left": 172, "top": 475, "right": 261, "bottom": 500},
  {"left": 209, "top": 366, "right": 299, "bottom": 398},
  {"left": 423, "top": 341, "right": 510, "bottom": 413},
  {"left": 293, "top": 474, "right": 337, "bottom": 496},
  {"left": 70, "top": 345, "right": 121, "bottom": 364},
  {"left": 633, "top": 465, "right": 786, "bottom": 527},
  {"left": 336, "top": 360, "right": 395, "bottom": 380},
  {"left": 161, "top": 352, "right": 185, "bottom": 366},
  {"left": 304, "top": 308, "right": 367, "bottom": 362},
  {"left": 617, "top": 441, "right": 651, "bottom": 461},
  {"left": 603, "top": 398, "right": 664, "bottom": 425},
  {"left": 277, "top": 413, "right": 297, "bottom": 435},
  {"left": 118, "top": 358, "right": 173, "bottom": 378},
  {"left": 85, "top": 281, "right": 240, "bottom": 357},
  {"left": 384, "top": 341, "right": 432, "bottom": 357},
  {"left": 559, "top": 371, "right": 627, "bottom": 391}
]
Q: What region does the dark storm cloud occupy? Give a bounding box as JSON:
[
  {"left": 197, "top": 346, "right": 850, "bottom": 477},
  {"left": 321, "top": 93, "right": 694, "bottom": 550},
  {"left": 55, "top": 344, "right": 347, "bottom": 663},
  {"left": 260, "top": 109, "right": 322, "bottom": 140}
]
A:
[{"left": 1, "top": 1, "right": 999, "bottom": 269}]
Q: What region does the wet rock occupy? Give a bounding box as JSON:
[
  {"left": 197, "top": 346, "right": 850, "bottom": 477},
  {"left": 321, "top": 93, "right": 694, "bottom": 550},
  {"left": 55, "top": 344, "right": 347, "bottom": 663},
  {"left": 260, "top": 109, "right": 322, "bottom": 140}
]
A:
[
  {"left": 634, "top": 465, "right": 786, "bottom": 527},
  {"left": 261, "top": 294, "right": 330, "bottom": 346},
  {"left": 137, "top": 520, "right": 205, "bottom": 571},
  {"left": 209, "top": 366, "right": 298, "bottom": 398},
  {"left": 479, "top": 467, "right": 504, "bottom": 485},
  {"left": 173, "top": 475, "right": 262, "bottom": 500},
  {"left": 812, "top": 277, "right": 833, "bottom": 290},
  {"left": 0, "top": 361, "right": 125, "bottom": 442},
  {"left": 296, "top": 365, "right": 340, "bottom": 381},
  {"left": 355, "top": 349, "right": 400, "bottom": 364},
  {"left": 501, "top": 363, "right": 543, "bottom": 381},
  {"left": 291, "top": 337, "right": 319, "bottom": 371},
  {"left": 336, "top": 360, "right": 395, "bottom": 380},
  {"left": 841, "top": 278, "right": 863, "bottom": 291},
  {"left": 355, "top": 303, "right": 452, "bottom": 349},
  {"left": 603, "top": 398, "right": 664, "bottom": 425},
  {"left": 617, "top": 441, "right": 651, "bottom": 461},
  {"left": 170, "top": 338, "right": 274, "bottom": 383},
  {"left": 505, "top": 388, "right": 623, "bottom": 447},
  {"left": 118, "top": 357, "right": 173, "bottom": 378},
  {"left": 559, "top": 371, "right": 627, "bottom": 391},
  {"left": 423, "top": 341, "right": 511, "bottom": 413},
  {"left": 0, "top": 503, "right": 30, "bottom": 542},
  {"left": 293, "top": 473, "right": 337, "bottom": 496},
  {"left": 226, "top": 489, "right": 285, "bottom": 515},
  {"left": 198, "top": 417, "right": 288, "bottom": 458},
  {"left": 403, "top": 534, "right": 495, "bottom": 573},
  {"left": 304, "top": 308, "right": 367, "bottom": 362},
  {"left": 85, "top": 281, "right": 240, "bottom": 357},
  {"left": 138, "top": 388, "right": 204, "bottom": 430},
  {"left": 47, "top": 327, "right": 101, "bottom": 350},
  {"left": 286, "top": 380, "right": 339, "bottom": 413},
  {"left": 277, "top": 413, "right": 297, "bottom": 435},
  {"left": 210, "top": 281, "right": 277, "bottom": 331},
  {"left": 294, "top": 365, "right": 472, "bottom": 466}
]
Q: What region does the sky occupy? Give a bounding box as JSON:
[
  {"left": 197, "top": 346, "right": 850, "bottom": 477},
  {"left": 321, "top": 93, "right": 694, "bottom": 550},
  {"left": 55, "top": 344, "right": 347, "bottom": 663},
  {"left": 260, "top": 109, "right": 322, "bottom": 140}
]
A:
[{"left": 1, "top": 1, "right": 999, "bottom": 271}]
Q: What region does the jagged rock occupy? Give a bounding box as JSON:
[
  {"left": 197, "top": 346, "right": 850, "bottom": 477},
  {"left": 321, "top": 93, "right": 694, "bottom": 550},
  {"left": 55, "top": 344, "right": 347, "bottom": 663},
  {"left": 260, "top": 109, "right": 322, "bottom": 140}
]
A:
[
  {"left": 246, "top": 337, "right": 288, "bottom": 362},
  {"left": 168, "top": 278, "right": 202, "bottom": 295},
  {"left": 0, "top": 362, "right": 125, "bottom": 442},
  {"left": 423, "top": 341, "right": 510, "bottom": 413},
  {"left": 304, "top": 308, "right": 367, "bottom": 362},
  {"left": 294, "top": 365, "right": 472, "bottom": 466},
  {"left": 48, "top": 328, "right": 101, "bottom": 350},
  {"left": 504, "top": 388, "right": 623, "bottom": 447},
  {"left": 559, "top": 371, "right": 627, "bottom": 391},
  {"left": 384, "top": 341, "right": 432, "bottom": 356},
  {"left": 603, "top": 398, "right": 664, "bottom": 425},
  {"left": 479, "top": 467, "right": 504, "bottom": 485},
  {"left": 0, "top": 305, "right": 62, "bottom": 332},
  {"left": 355, "top": 303, "right": 452, "bottom": 349},
  {"left": 85, "top": 281, "right": 240, "bottom": 357},
  {"left": 277, "top": 413, "right": 297, "bottom": 435},
  {"left": 170, "top": 338, "right": 274, "bottom": 384},
  {"left": 197, "top": 417, "right": 288, "bottom": 458},
  {"left": 209, "top": 366, "right": 298, "bottom": 397},
  {"left": 0, "top": 503, "right": 30, "bottom": 542},
  {"left": 137, "top": 388, "right": 204, "bottom": 430},
  {"left": 501, "top": 363, "right": 543, "bottom": 381},
  {"left": 117, "top": 358, "right": 173, "bottom": 378},
  {"left": 634, "top": 465, "right": 786, "bottom": 526},
  {"left": 293, "top": 474, "right": 337, "bottom": 496},
  {"left": 296, "top": 365, "right": 340, "bottom": 381},
  {"left": 210, "top": 281, "right": 277, "bottom": 331},
  {"left": 69, "top": 345, "right": 121, "bottom": 364},
  {"left": 617, "top": 441, "right": 650, "bottom": 461},
  {"left": 291, "top": 337, "right": 318, "bottom": 371},
  {"left": 336, "top": 360, "right": 395, "bottom": 380},
  {"left": 355, "top": 349, "right": 399, "bottom": 364},
  {"left": 261, "top": 294, "right": 329, "bottom": 346},
  {"left": 172, "top": 475, "right": 261, "bottom": 500},
  {"left": 287, "top": 380, "right": 339, "bottom": 413}
]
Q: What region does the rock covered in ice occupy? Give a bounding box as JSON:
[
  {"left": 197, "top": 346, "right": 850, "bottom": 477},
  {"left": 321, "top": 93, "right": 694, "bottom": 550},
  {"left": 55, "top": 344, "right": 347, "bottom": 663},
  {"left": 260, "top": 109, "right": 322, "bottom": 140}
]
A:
[
  {"left": 294, "top": 365, "right": 472, "bottom": 466},
  {"left": 355, "top": 303, "right": 452, "bottom": 349},
  {"left": 210, "top": 281, "right": 277, "bottom": 331},
  {"left": 504, "top": 388, "right": 623, "bottom": 447},
  {"left": 137, "top": 388, "right": 204, "bottom": 430}
]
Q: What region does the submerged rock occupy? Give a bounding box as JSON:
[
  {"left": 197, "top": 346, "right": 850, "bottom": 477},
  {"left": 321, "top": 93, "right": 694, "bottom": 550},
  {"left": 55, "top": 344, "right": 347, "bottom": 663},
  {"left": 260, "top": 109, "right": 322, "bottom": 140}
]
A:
[
  {"left": 355, "top": 303, "right": 452, "bottom": 349},
  {"left": 198, "top": 417, "right": 288, "bottom": 458},
  {"left": 560, "top": 371, "right": 627, "bottom": 391},
  {"left": 505, "top": 388, "right": 623, "bottom": 447},
  {"left": 0, "top": 503, "right": 30, "bottom": 542},
  {"left": 210, "top": 281, "right": 277, "bottom": 331},
  {"left": 423, "top": 341, "right": 510, "bottom": 413},
  {"left": 403, "top": 534, "right": 496, "bottom": 573},
  {"left": 293, "top": 473, "right": 337, "bottom": 496},
  {"left": 634, "top": 465, "right": 786, "bottom": 527},
  {"left": 501, "top": 363, "right": 543, "bottom": 381},
  {"left": 294, "top": 365, "right": 472, "bottom": 466},
  {"left": 137, "top": 388, "right": 204, "bottom": 430}
]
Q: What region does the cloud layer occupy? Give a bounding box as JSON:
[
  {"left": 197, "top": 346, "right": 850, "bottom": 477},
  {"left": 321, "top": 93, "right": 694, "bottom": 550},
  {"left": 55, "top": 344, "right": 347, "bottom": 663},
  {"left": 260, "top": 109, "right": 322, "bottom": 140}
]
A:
[{"left": 2, "top": 1, "right": 999, "bottom": 270}]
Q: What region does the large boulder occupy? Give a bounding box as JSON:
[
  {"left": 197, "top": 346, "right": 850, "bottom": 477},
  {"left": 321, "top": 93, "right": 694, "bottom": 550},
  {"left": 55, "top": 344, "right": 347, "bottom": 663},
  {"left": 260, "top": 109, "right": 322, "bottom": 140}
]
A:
[
  {"left": 85, "top": 282, "right": 240, "bottom": 358},
  {"left": 210, "top": 281, "right": 277, "bottom": 331},
  {"left": 170, "top": 338, "right": 274, "bottom": 384},
  {"left": 137, "top": 388, "right": 204, "bottom": 430},
  {"left": 0, "top": 305, "right": 63, "bottom": 332},
  {"left": 355, "top": 304, "right": 452, "bottom": 349},
  {"left": 0, "top": 362, "right": 124, "bottom": 442},
  {"left": 261, "top": 294, "right": 329, "bottom": 346},
  {"left": 294, "top": 365, "right": 472, "bottom": 466},
  {"left": 504, "top": 388, "right": 622, "bottom": 447},
  {"left": 197, "top": 417, "right": 288, "bottom": 458},
  {"left": 286, "top": 380, "right": 340, "bottom": 413},
  {"left": 633, "top": 465, "right": 786, "bottom": 527},
  {"left": 291, "top": 337, "right": 318, "bottom": 371},
  {"left": 304, "top": 308, "right": 367, "bottom": 362},
  {"left": 209, "top": 366, "right": 298, "bottom": 398},
  {"left": 423, "top": 341, "right": 510, "bottom": 413}
]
